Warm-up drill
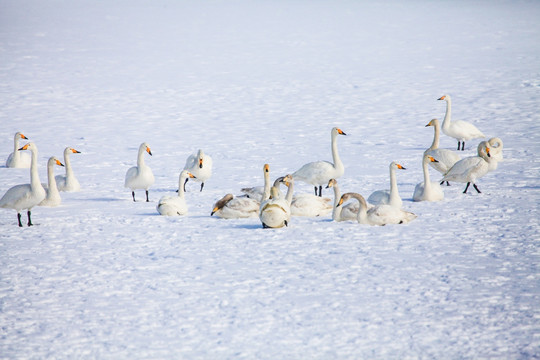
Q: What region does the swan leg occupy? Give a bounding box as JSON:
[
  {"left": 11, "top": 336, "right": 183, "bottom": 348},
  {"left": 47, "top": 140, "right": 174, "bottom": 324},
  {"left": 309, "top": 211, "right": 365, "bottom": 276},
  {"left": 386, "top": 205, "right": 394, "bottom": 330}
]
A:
[
  {"left": 200, "top": 183, "right": 204, "bottom": 192},
  {"left": 313, "top": 186, "right": 318, "bottom": 196},
  {"left": 27, "top": 210, "right": 33, "bottom": 226},
  {"left": 183, "top": 178, "right": 189, "bottom": 192},
  {"left": 131, "top": 191, "right": 136, "bottom": 202},
  {"left": 473, "top": 184, "right": 482, "bottom": 193},
  {"left": 145, "top": 190, "right": 150, "bottom": 202},
  {"left": 284, "top": 220, "right": 288, "bottom": 227},
  {"left": 463, "top": 182, "right": 471, "bottom": 193},
  {"left": 318, "top": 185, "right": 323, "bottom": 197},
  {"left": 17, "top": 213, "right": 23, "bottom": 227},
  {"left": 440, "top": 181, "right": 451, "bottom": 186}
]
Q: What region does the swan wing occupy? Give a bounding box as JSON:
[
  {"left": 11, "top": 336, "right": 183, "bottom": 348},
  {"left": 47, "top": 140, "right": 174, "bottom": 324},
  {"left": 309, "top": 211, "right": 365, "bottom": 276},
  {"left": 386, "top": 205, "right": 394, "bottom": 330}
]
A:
[{"left": 367, "top": 190, "right": 390, "bottom": 206}]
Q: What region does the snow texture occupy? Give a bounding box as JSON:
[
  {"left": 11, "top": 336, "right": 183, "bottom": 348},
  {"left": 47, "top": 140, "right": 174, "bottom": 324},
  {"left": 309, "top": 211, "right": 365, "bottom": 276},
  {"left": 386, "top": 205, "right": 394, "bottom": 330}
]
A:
[{"left": 1, "top": 0, "right": 539, "bottom": 358}]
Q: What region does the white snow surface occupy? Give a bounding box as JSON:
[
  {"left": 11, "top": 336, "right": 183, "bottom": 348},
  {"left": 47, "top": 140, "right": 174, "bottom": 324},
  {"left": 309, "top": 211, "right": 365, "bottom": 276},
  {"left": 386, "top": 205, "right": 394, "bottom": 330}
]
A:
[{"left": 1, "top": 0, "right": 539, "bottom": 358}]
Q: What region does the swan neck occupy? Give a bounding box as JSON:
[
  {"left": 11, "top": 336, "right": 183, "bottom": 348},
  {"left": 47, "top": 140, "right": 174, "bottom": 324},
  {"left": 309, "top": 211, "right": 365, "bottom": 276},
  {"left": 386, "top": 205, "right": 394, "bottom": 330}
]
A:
[
  {"left": 422, "top": 157, "right": 432, "bottom": 191},
  {"left": 64, "top": 152, "right": 74, "bottom": 175},
  {"left": 13, "top": 136, "right": 20, "bottom": 160},
  {"left": 353, "top": 194, "right": 369, "bottom": 224},
  {"left": 331, "top": 131, "right": 343, "bottom": 171},
  {"left": 430, "top": 123, "right": 440, "bottom": 150},
  {"left": 442, "top": 98, "right": 452, "bottom": 129},
  {"left": 332, "top": 184, "right": 342, "bottom": 221},
  {"left": 178, "top": 173, "right": 187, "bottom": 197},
  {"left": 29, "top": 149, "right": 41, "bottom": 188},
  {"left": 389, "top": 166, "right": 399, "bottom": 202},
  {"left": 285, "top": 182, "right": 294, "bottom": 205},
  {"left": 262, "top": 171, "right": 271, "bottom": 201},
  {"left": 137, "top": 147, "right": 146, "bottom": 167}
]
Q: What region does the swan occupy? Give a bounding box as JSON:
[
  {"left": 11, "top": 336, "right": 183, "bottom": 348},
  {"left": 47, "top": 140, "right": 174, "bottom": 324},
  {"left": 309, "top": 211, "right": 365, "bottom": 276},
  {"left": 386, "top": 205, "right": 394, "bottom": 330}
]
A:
[
  {"left": 367, "top": 162, "right": 406, "bottom": 208},
  {"left": 240, "top": 163, "right": 272, "bottom": 203},
  {"left": 424, "top": 118, "right": 461, "bottom": 184},
  {"left": 259, "top": 177, "right": 291, "bottom": 228},
  {"left": 5, "top": 132, "right": 31, "bottom": 168},
  {"left": 293, "top": 127, "right": 347, "bottom": 196},
  {"left": 125, "top": 142, "right": 155, "bottom": 202},
  {"left": 412, "top": 153, "right": 444, "bottom": 202},
  {"left": 0, "top": 143, "right": 46, "bottom": 227},
  {"left": 290, "top": 193, "right": 333, "bottom": 217},
  {"left": 438, "top": 94, "right": 485, "bottom": 150},
  {"left": 183, "top": 149, "right": 212, "bottom": 192},
  {"left": 441, "top": 141, "right": 493, "bottom": 193},
  {"left": 338, "top": 192, "right": 417, "bottom": 226},
  {"left": 55, "top": 147, "right": 81, "bottom": 192},
  {"left": 211, "top": 194, "right": 260, "bottom": 219},
  {"left": 39, "top": 156, "right": 64, "bottom": 207},
  {"left": 326, "top": 178, "right": 359, "bottom": 221},
  {"left": 157, "top": 170, "right": 195, "bottom": 216}
]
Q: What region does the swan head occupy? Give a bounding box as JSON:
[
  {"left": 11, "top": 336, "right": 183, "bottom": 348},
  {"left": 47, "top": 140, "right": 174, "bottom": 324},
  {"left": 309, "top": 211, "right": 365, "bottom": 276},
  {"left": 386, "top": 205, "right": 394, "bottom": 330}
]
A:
[
  {"left": 390, "top": 162, "right": 406, "bottom": 170},
  {"left": 211, "top": 193, "right": 233, "bottom": 215},
  {"left": 425, "top": 118, "right": 439, "bottom": 127},
  {"left": 49, "top": 156, "right": 65, "bottom": 167},
  {"left": 197, "top": 149, "right": 205, "bottom": 168},
  {"left": 15, "top": 132, "right": 29, "bottom": 140},
  {"left": 263, "top": 163, "right": 269, "bottom": 173},
  {"left": 66, "top": 147, "right": 81, "bottom": 154},
  {"left": 332, "top": 127, "right": 347, "bottom": 136},
  {"left": 425, "top": 154, "right": 439, "bottom": 163},
  {"left": 437, "top": 94, "right": 450, "bottom": 101},
  {"left": 140, "top": 142, "right": 152, "bottom": 156},
  {"left": 338, "top": 192, "right": 367, "bottom": 208},
  {"left": 281, "top": 174, "right": 294, "bottom": 187},
  {"left": 18, "top": 142, "right": 37, "bottom": 152},
  {"left": 326, "top": 178, "right": 337, "bottom": 189},
  {"left": 477, "top": 141, "right": 491, "bottom": 158}
]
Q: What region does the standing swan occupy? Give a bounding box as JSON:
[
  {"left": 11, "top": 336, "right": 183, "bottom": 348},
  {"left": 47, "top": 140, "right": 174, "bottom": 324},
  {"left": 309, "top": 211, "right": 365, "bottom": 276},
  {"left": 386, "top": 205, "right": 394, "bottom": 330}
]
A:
[
  {"left": 125, "top": 142, "right": 155, "bottom": 202},
  {"left": 326, "top": 178, "right": 358, "bottom": 221},
  {"left": 183, "top": 149, "right": 213, "bottom": 192},
  {"left": 442, "top": 141, "right": 493, "bottom": 194},
  {"left": 338, "top": 192, "right": 417, "bottom": 226},
  {"left": 157, "top": 170, "right": 195, "bottom": 216},
  {"left": 0, "top": 143, "right": 46, "bottom": 226},
  {"left": 293, "top": 127, "right": 347, "bottom": 196},
  {"left": 424, "top": 118, "right": 461, "bottom": 185},
  {"left": 5, "top": 132, "right": 31, "bottom": 168},
  {"left": 367, "top": 162, "right": 406, "bottom": 208},
  {"left": 39, "top": 156, "right": 65, "bottom": 207},
  {"left": 55, "top": 147, "right": 81, "bottom": 192},
  {"left": 438, "top": 94, "right": 485, "bottom": 150},
  {"left": 412, "top": 153, "right": 444, "bottom": 202}
]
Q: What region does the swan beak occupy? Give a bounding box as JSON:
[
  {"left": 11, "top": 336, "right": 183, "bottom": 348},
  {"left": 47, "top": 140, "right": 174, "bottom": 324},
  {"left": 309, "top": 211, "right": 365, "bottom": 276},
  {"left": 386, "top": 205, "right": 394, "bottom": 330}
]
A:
[
  {"left": 437, "top": 96, "right": 446, "bottom": 101},
  {"left": 337, "top": 197, "right": 344, "bottom": 207},
  {"left": 337, "top": 128, "right": 347, "bottom": 135},
  {"left": 189, "top": 173, "right": 196, "bottom": 179},
  {"left": 18, "top": 144, "right": 30, "bottom": 151},
  {"left": 199, "top": 158, "right": 203, "bottom": 168},
  {"left": 264, "top": 164, "right": 269, "bottom": 173},
  {"left": 486, "top": 147, "right": 491, "bottom": 157},
  {"left": 20, "top": 134, "right": 29, "bottom": 139},
  {"left": 56, "top": 160, "right": 65, "bottom": 167},
  {"left": 211, "top": 207, "right": 218, "bottom": 216},
  {"left": 425, "top": 120, "right": 434, "bottom": 127},
  {"left": 397, "top": 164, "right": 406, "bottom": 170},
  {"left": 71, "top": 149, "right": 81, "bottom": 154},
  {"left": 146, "top": 147, "right": 152, "bottom": 156},
  {"left": 429, "top": 156, "right": 439, "bottom": 163}
]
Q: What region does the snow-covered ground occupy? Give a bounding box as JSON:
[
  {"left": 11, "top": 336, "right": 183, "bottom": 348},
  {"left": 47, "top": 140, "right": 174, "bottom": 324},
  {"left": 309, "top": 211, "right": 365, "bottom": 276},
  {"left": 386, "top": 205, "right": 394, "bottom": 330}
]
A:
[{"left": 1, "top": 0, "right": 539, "bottom": 358}]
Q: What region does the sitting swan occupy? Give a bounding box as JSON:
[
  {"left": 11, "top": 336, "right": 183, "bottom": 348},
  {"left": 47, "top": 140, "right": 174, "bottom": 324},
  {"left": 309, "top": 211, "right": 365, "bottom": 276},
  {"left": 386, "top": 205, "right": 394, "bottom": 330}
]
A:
[
  {"left": 211, "top": 194, "right": 260, "bottom": 219},
  {"left": 326, "top": 178, "right": 359, "bottom": 221},
  {"left": 438, "top": 94, "right": 485, "bottom": 150},
  {"left": 39, "top": 156, "right": 65, "bottom": 207},
  {"left": 0, "top": 143, "right": 46, "bottom": 227},
  {"left": 157, "top": 170, "right": 195, "bottom": 216},
  {"left": 367, "top": 161, "right": 406, "bottom": 208},
  {"left": 293, "top": 127, "right": 347, "bottom": 197},
  {"left": 5, "top": 132, "right": 31, "bottom": 168},
  {"left": 183, "top": 149, "right": 212, "bottom": 192},
  {"left": 338, "top": 192, "right": 417, "bottom": 226},
  {"left": 441, "top": 141, "right": 493, "bottom": 194},
  {"left": 424, "top": 118, "right": 461, "bottom": 185},
  {"left": 125, "top": 142, "right": 155, "bottom": 202},
  {"left": 55, "top": 147, "right": 81, "bottom": 192},
  {"left": 413, "top": 153, "right": 444, "bottom": 202},
  {"left": 259, "top": 177, "right": 291, "bottom": 228}
]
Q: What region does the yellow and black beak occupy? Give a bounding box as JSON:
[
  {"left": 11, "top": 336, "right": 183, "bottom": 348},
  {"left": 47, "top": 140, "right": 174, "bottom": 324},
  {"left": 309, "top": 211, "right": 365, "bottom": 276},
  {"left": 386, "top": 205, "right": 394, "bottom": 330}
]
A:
[
  {"left": 437, "top": 95, "right": 446, "bottom": 101},
  {"left": 397, "top": 164, "right": 406, "bottom": 170},
  {"left": 146, "top": 146, "right": 152, "bottom": 156},
  {"left": 56, "top": 159, "right": 65, "bottom": 167},
  {"left": 20, "top": 134, "right": 29, "bottom": 140},
  {"left": 72, "top": 148, "right": 81, "bottom": 154},
  {"left": 18, "top": 144, "right": 30, "bottom": 151},
  {"left": 337, "top": 128, "right": 347, "bottom": 136},
  {"left": 199, "top": 158, "right": 203, "bottom": 169}
]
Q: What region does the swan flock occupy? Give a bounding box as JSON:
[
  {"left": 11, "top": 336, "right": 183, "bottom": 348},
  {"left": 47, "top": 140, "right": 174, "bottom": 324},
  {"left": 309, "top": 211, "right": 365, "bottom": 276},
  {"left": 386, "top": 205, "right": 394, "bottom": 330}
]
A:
[{"left": 1, "top": 94, "right": 501, "bottom": 227}]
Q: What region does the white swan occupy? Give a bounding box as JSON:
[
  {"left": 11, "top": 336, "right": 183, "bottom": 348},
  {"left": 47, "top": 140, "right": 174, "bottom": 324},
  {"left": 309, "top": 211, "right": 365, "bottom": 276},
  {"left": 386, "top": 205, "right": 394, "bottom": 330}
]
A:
[
  {"left": 424, "top": 118, "right": 461, "bottom": 184},
  {"left": 438, "top": 94, "right": 485, "bottom": 150},
  {"left": 413, "top": 153, "right": 444, "bottom": 202},
  {"left": 259, "top": 177, "right": 291, "bottom": 228},
  {"left": 442, "top": 141, "right": 493, "bottom": 193},
  {"left": 290, "top": 193, "right": 333, "bottom": 217},
  {"left": 293, "top": 127, "right": 347, "bottom": 196},
  {"left": 211, "top": 194, "right": 260, "bottom": 219},
  {"left": 183, "top": 149, "right": 213, "bottom": 192},
  {"left": 157, "top": 170, "right": 194, "bottom": 216},
  {"left": 0, "top": 143, "right": 46, "bottom": 226},
  {"left": 326, "top": 178, "right": 359, "bottom": 221},
  {"left": 5, "top": 132, "right": 31, "bottom": 168},
  {"left": 240, "top": 163, "right": 272, "bottom": 203},
  {"left": 39, "top": 157, "right": 64, "bottom": 207},
  {"left": 338, "top": 192, "right": 417, "bottom": 226},
  {"left": 55, "top": 147, "right": 81, "bottom": 192},
  {"left": 367, "top": 162, "right": 405, "bottom": 208},
  {"left": 125, "top": 142, "right": 155, "bottom": 202}
]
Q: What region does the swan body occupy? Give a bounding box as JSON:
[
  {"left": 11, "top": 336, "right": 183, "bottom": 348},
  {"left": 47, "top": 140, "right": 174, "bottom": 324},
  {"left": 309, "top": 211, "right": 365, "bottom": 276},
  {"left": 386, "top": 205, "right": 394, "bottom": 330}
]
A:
[
  {"left": 183, "top": 149, "right": 212, "bottom": 191},
  {"left": 326, "top": 178, "right": 359, "bottom": 221},
  {"left": 293, "top": 127, "right": 347, "bottom": 196},
  {"left": 0, "top": 143, "right": 46, "bottom": 226},
  {"left": 338, "top": 192, "right": 416, "bottom": 226},
  {"left": 125, "top": 142, "right": 155, "bottom": 202},
  {"left": 367, "top": 162, "right": 405, "bottom": 208},
  {"left": 55, "top": 147, "right": 81, "bottom": 192},
  {"left": 5, "top": 132, "right": 31, "bottom": 168},
  {"left": 211, "top": 194, "right": 259, "bottom": 218},
  {"left": 259, "top": 184, "right": 291, "bottom": 229},
  {"left": 291, "top": 193, "right": 332, "bottom": 217},
  {"left": 39, "top": 157, "right": 64, "bottom": 207},
  {"left": 424, "top": 118, "right": 461, "bottom": 176},
  {"left": 442, "top": 141, "right": 493, "bottom": 193},
  {"left": 413, "top": 153, "right": 444, "bottom": 202},
  {"left": 438, "top": 94, "right": 485, "bottom": 150},
  {"left": 157, "top": 170, "right": 194, "bottom": 216}
]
